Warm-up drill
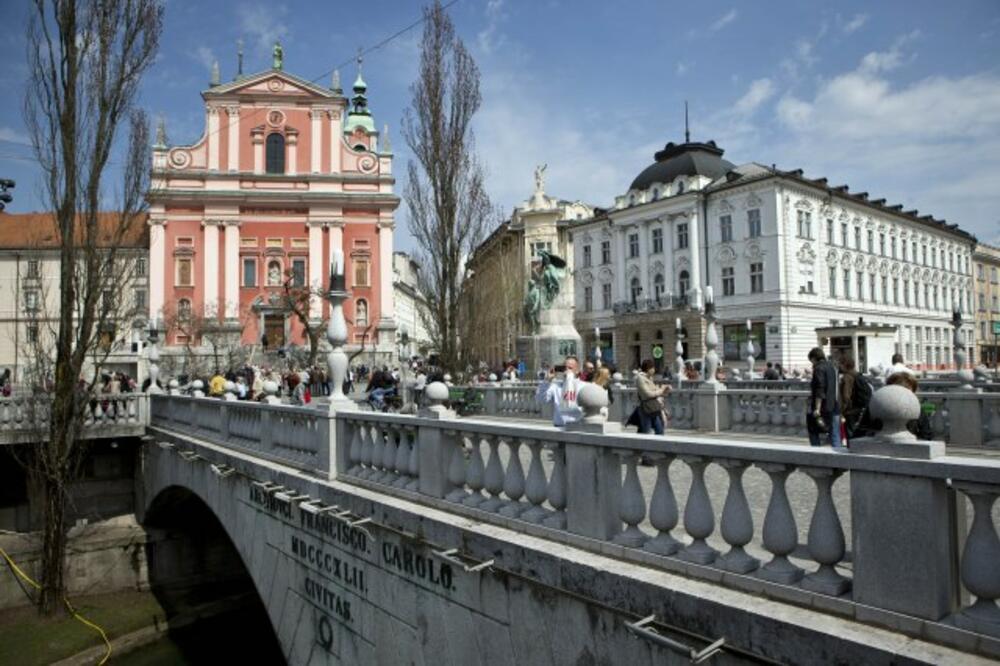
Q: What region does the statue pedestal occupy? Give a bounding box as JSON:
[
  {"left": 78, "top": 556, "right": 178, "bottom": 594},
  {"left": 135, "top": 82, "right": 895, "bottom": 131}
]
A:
[{"left": 517, "top": 308, "right": 581, "bottom": 375}]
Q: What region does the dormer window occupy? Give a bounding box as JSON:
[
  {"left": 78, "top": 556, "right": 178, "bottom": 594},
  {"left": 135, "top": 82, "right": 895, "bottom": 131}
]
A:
[
  {"left": 265, "top": 133, "right": 285, "bottom": 174},
  {"left": 676, "top": 180, "right": 685, "bottom": 194}
]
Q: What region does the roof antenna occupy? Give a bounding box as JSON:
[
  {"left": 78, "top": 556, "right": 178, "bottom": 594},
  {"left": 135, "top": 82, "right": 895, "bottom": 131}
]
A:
[{"left": 684, "top": 100, "right": 690, "bottom": 143}]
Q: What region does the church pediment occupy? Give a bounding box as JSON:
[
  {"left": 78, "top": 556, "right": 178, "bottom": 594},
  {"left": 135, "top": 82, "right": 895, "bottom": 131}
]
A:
[{"left": 205, "top": 70, "right": 341, "bottom": 101}]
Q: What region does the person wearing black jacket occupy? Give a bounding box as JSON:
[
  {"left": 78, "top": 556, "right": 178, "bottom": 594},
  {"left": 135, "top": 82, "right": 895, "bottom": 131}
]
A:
[{"left": 806, "top": 347, "right": 844, "bottom": 449}]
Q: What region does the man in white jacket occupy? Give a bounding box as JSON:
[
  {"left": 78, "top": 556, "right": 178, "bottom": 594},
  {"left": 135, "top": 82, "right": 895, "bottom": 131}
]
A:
[{"left": 535, "top": 356, "right": 582, "bottom": 427}]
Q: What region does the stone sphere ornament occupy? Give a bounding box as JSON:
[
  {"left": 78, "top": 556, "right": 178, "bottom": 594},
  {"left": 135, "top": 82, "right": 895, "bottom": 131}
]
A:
[
  {"left": 577, "top": 382, "right": 609, "bottom": 423},
  {"left": 869, "top": 385, "right": 920, "bottom": 442},
  {"left": 424, "top": 381, "right": 449, "bottom": 404}
]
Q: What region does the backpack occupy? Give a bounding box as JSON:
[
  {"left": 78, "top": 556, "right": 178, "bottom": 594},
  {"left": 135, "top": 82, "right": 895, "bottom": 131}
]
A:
[{"left": 852, "top": 373, "right": 873, "bottom": 412}]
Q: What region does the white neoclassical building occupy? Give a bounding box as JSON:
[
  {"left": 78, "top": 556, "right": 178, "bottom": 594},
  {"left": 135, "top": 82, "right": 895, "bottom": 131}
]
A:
[{"left": 572, "top": 138, "right": 977, "bottom": 372}]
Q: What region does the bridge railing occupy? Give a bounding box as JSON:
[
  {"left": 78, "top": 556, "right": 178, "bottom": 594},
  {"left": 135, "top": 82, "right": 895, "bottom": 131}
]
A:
[
  {"left": 0, "top": 393, "right": 148, "bottom": 445},
  {"left": 149, "top": 395, "right": 330, "bottom": 477},
  {"left": 332, "top": 401, "right": 1000, "bottom": 652}
]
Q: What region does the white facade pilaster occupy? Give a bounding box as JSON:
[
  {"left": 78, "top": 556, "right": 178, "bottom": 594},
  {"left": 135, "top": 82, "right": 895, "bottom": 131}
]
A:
[
  {"left": 203, "top": 220, "right": 219, "bottom": 317},
  {"left": 287, "top": 133, "right": 298, "bottom": 176},
  {"left": 662, "top": 217, "right": 674, "bottom": 297},
  {"left": 224, "top": 221, "right": 239, "bottom": 319},
  {"left": 614, "top": 227, "right": 627, "bottom": 302},
  {"left": 226, "top": 106, "right": 240, "bottom": 172},
  {"left": 252, "top": 131, "right": 264, "bottom": 174},
  {"left": 328, "top": 110, "right": 341, "bottom": 173},
  {"left": 149, "top": 218, "right": 166, "bottom": 320},
  {"left": 328, "top": 220, "right": 344, "bottom": 276},
  {"left": 308, "top": 221, "right": 324, "bottom": 319},
  {"left": 378, "top": 221, "right": 395, "bottom": 322},
  {"left": 310, "top": 110, "right": 322, "bottom": 174},
  {"left": 687, "top": 208, "right": 702, "bottom": 306},
  {"left": 207, "top": 107, "right": 220, "bottom": 171}
]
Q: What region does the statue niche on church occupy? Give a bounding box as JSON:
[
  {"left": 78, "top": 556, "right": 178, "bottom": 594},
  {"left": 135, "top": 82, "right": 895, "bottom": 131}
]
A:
[{"left": 522, "top": 248, "right": 567, "bottom": 334}]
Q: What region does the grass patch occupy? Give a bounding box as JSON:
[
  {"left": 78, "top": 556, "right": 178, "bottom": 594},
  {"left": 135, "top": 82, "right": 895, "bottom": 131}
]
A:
[{"left": 0, "top": 590, "right": 166, "bottom": 666}]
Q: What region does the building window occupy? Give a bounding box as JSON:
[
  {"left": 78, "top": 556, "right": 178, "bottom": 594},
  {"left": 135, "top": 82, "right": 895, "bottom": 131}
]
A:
[
  {"left": 651, "top": 228, "right": 663, "bottom": 253},
  {"left": 26, "top": 259, "right": 40, "bottom": 279},
  {"left": 870, "top": 274, "right": 877, "bottom": 302},
  {"left": 601, "top": 283, "right": 612, "bottom": 310},
  {"left": 630, "top": 276, "right": 642, "bottom": 303},
  {"left": 265, "top": 133, "right": 285, "bottom": 174},
  {"left": 600, "top": 240, "right": 611, "bottom": 264},
  {"left": 922, "top": 244, "right": 928, "bottom": 265},
  {"left": 924, "top": 284, "right": 930, "bottom": 309},
  {"left": 904, "top": 279, "right": 910, "bottom": 306},
  {"left": 826, "top": 219, "right": 834, "bottom": 245},
  {"left": 722, "top": 267, "right": 735, "bottom": 296},
  {"left": 881, "top": 276, "right": 889, "bottom": 304},
  {"left": 840, "top": 222, "right": 848, "bottom": 247},
  {"left": 879, "top": 233, "right": 886, "bottom": 256},
  {"left": 353, "top": 258, "right": 369, "bottom": 287},
  {"left": 136, "top": 257, "right": 147, "bottom": 278},
  {"left": 291, "top": 258, "right": 306, "bottom": 287},
  {"left": 932, "top": 247, "right": 937, "bottom": 267},
  {"left": 356, "top": 299, "right": 368, "bottom": 327},
  {"left": 582, "top": 245, "right": 592, "bottom": 268},
  {"left": 628, "top": 233, "right": 639, "bottom": 258},
  {"left": 750, "top": 263, "right": 763, "bottom": 293},
  {"left": 175, "top": 258, "right": 193, "bottom": 286},
  {"left": 178, "top": 298, "right": 192, "bottom": 320},
  {"left": 890, "top": 237, "right": 897, "bottom": 259},
  {"left": 267, "top": 259, "right": 283, "bottom": 286},
  {"left": 993, "top": 267, "right": 999, "bottom": 284},
  {"left": 27, "top": 323, "right": 38, "bottom": 344},
  {"left": 902, "top": 241, "right": 908, "bottom": 262},
  {"left": 243, "top": 258, "right": 257, "bottom": 287},
  {"left": 843, "top": 269, "right": 851, "bottom": 299},
  {"left": 678, "top": 270, "right": 690, "bottom": 297},
  {"left": 24, "top": 290, "right": 38, "bottom": 311},
  {"left": 653, "top": 273, "right": 665, "bottom": 299},
  {"left": 584, "top": 286, "right": 593, "bottom": 312},
  {"left": 241, "top": 237, "right": 258, "bottom": 248},
  {"left": 747, "top": 209, "right": 761, "bottom": 238},
  {"left": 856, "top": 271, "right": 864, "bottom": 302},
  {"left": 796, "top": 210, "right": 811, "bottom": 238},
  {"left": 867, "top": 230, "right": 874, "bottom": 253},
  {"left": 677, "top": 223, "right": 689, "bottom": 250},
  {"left": 854, "top": 227, "right": 862, "bottom": 250},
  {"left": 828, "top": 267, "right": 837, "bottom": 298},
  {"left": 266, "top": 237, "right": 283, "bottom": 249},
  {"left": 720, "top": 215, "right": 733, "bottom": 242},
  {"left": 134, "top": 289, "right": 147, "bottom": 311},
  {"left": 994, "top": 295, "right": 999, "bottom": 312},
  {"left": 531, "top": 241, "right": 552, "bottom": 258}
]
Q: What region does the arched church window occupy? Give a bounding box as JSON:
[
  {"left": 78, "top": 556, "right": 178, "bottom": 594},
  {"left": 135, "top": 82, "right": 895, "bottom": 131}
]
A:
[
  {"left": 356, "top": 299, "right": 368, "bottom": 327},
  {"left": 630, "top": 276, "right": 642, "bottom": 303},
  {"left": 679, "top": 270, "right": 690, "bottom": 297},
  {"left": 265, "top": 133, "right": 285, "bottom": 174},
  {"left": 267, "top": 260, "right": 283, "bottom": 286},
  {"left": 653, "top": 273, "right": 665, "bottom": 299}
]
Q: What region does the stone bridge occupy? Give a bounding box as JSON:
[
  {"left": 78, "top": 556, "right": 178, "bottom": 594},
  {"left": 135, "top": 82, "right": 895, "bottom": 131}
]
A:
[{"left": 135, "top": 391, "right": 1000, "bottom": 665}]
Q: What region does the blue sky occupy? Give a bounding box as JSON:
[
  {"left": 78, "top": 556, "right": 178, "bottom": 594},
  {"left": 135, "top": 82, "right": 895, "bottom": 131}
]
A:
[{"left": 2, "top": 0, "right": 999, "bottom": 249}]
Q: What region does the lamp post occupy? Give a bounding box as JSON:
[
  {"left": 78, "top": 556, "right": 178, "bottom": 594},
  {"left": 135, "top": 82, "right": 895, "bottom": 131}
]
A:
[
  {"left": 675, "top": 316, "right": 685, "bottom": 388},
  {"left": 745, "top": 318, "right": 757, "bottom": 379},
  {"left": 147, "top": 317, "right": 162, "bottom": 394},
  {"left": 398, "top": 324, "right": 411, "bottom": 407},
  {"left": 952, "top": 305, "right": 974, "bottom": 388},
  {"left": 326, "top": 250, "right": 356, "bottom": 412},
  {"left": 594, "top": 326, "right": 602, "bottom": 368},
  {"left": 703, "top": 287, "right": 720, "bottom": 384}
]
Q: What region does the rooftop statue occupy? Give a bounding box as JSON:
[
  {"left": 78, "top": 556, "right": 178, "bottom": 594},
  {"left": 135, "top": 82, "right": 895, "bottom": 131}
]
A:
[
  {"left": 273, "top": 41, "right": 284, "bottom": 70},
  {"left": 534, "top": 163, "right": 547, "bottom": 195}
]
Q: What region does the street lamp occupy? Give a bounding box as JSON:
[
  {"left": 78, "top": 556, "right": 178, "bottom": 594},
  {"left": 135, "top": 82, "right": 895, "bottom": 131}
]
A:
[
  {"left": 398, "top": 325, "right": 411, "bottom": 407},
  {"left": 147, "top": 316, "right": 162, "bottom": 394}
]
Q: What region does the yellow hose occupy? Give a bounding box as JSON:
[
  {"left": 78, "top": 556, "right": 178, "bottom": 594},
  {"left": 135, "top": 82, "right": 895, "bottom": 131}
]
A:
[{"left": 0, "top": 545, "right": 112, "bottom": 665}]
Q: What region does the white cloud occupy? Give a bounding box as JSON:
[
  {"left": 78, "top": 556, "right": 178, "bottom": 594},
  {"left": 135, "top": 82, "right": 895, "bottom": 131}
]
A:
[
  {"left": 239, "top": 3, "right": 289, "bottom": 55},
  {"left": 710, "top": 9, "right": 738, "bottom": 32},
  {"left": 477, "top": 0, "right": 507, "bottom": 55},
  {"left": 192, "top": 46, "right": 216, "bottom": 73},
  {"left": 858, "top": 29, "right": 920, "bottom": 75},
  {"left": 0, "top": 127, "right": 31, "bottom": 146},
  {"left": 842, "top": 13, "right": 868, "bottom": 34},
  {"left": 675, "top": 61, "right": 690, "bottom": 76},
  {"left": 734, "top": 78, "right": 775, "bottom": 114}
]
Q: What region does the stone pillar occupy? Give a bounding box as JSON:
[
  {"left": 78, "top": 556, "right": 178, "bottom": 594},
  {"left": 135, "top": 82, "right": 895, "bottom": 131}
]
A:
[
  {"left": 308, "top": 221, "right": 324, "bottom": 320},
  {"left": 226, "top": 105, "right": 240, "bottom": 172},
  {"left": 310, "top": 109, "right": 323, "bottom": 174},
  {"left": 328, "top": 109, "right": 341, "bottom": 173},
  {"left": 207, "top": 106, "right": 220, "bottom": 171},
  {"left": 564, "top": 441, "right": 621, "bottom": 540},
  {"left": 252, "top": 129, "right": 264, "bottom": 174},
  {"left": 850, "top": 385, "right": 958, "bottom": 620},
  {"left": 223, "top": 220, "right": 240, "bottom": 320},
  {"left": 202, "top": 220, "right": 220, "bottom": 318},
  {"left": 378, "top": 220, "right": 395, "bottom": 325},
  {"left": 947, "top": 392, "right": 984, "bottom": 447},
  {"left": 148, "top": 218, "right": 166, "bottom": 320},
  {"left": 694, "top": 384, "right": 728, "bottom": 432}
]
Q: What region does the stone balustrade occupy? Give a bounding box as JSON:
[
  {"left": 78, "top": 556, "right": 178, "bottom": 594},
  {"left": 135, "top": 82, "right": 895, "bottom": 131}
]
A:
[{"left": 0, "top": 393, "right": 148, "bottom": 445}]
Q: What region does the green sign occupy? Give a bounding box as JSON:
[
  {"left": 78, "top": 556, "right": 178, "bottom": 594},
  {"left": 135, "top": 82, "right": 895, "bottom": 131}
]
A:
[
  {"left": 652, "top": 344, "right": 664, "bottom": 359},
  {"left": 994, "top": 321, "right": 1000, "bottom": 336}
]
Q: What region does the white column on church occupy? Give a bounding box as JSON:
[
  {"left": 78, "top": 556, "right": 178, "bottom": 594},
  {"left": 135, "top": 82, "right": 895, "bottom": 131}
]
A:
[
  {"left": 328, "top": 110, "right": 341, "bottom": 173},
  {"left": 687, "top": 209, "right": 703, "bottom": 307},
  {"left": 226, "top": 106, "right": 240, "bottom": 172},
  {"left": 224, "top": 221, "right": 240, "bottom": 319},
  {"left": 203, "top": 220, "right": 219, "bottom": 317},
  {"left": 310, "top": 110, "right": 322, "bottom": 174},
  {"left": 378, "top": 220, "right": 395, "bottom": 323},
  {"left": 207, "top": 107, "right": 220, "bottom": 171},
  {"left": 308, "top": 221, "right": 324, "bottom": 319},
  {"left": 148, "top": 218, "right": 166, "bottom": 320}
]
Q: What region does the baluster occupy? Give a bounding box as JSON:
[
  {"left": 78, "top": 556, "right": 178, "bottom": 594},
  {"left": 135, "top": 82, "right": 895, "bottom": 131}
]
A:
[
  {"left": 801, "top": 467, "right": 850, "bottom": 596},
  {"left": 520, "top": 440, "right": 549, "bottom": 523},
  {"left": 348, "top": 420, "right": 363, "bottom": 475},
  {"left": 744, "top": 396, "right": 758, "bottom": 431},
  {"left": 480, "top": 435, "right": 506, "bottom": 512},
  {"left": 368, "top": 423, "right": 385, "bottom": 480},
  {"left": 498, "top": 438, "right": 527, "bottom": 517},
  {"left": 379, "top": 424, "right": 399, "bottom": 483},
  {"left": 756, "top": 463, "right": 804, "bottom": 584},
  {"left": 984, "top": 402, "right": 1000, "bottom": 447},
  {"left": 783, "top": 397, "right": 798, "bottom": 436},
  {"left": 717, "top": 459, "right": 759, "bottom": 573},
  {"left": 445, "top": 435, "right": 469, "bottom": 502},
  {"left": 731, "top": 395, "right": 745, "bottom": 430},
  {"left": 393, "top": 425, "right": 412, "bottom": 487},
  {"left": 406, "top": 426, "right": 420, "bottom": 491},
  {"left": 358, "top": 423, "right": 375, "bottom": 478},
  {"left": 644, "top": 454, "right": 682, "bottom": 555},
  {"left": 767, "top": 397, "right": 783, "bottom": 435},
  {"left": 679, "top": 455, "right": 718, "bottom": 564},
  {"left": 542, "top": 443, "right": 567, "bottom": 529},
  {"left": 462, "top": 436, "right": 488, "bottom": 507},
  {"left": 952, "top": 483, "right": 1000, "bottom": 636},
  {"left": 613, "top": 452, "right": 648, "bottom": 547}
]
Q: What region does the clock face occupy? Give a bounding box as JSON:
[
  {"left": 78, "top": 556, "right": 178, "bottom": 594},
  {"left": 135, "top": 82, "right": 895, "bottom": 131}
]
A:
[{"left": 267, "top": 109, "right": 285, "bottom": 127}]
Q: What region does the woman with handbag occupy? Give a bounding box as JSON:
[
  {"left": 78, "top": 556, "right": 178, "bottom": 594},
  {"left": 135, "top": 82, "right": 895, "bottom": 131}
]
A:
[{"left": 636, "top": 359, "right": 670, "bottom": 435}]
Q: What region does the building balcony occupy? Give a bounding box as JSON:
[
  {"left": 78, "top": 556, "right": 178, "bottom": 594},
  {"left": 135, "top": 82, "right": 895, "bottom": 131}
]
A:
[{"left": 613, "top": 294, "right": 690, "bottom": 315}]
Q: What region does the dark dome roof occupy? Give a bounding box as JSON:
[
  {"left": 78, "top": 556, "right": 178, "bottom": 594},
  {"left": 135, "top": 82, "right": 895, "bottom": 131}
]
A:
[{"left": 629, "top": 140, "right": 734, "bottom": 191}]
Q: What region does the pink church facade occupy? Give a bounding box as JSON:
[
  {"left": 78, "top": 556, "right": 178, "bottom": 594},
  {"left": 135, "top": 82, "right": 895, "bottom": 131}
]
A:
[{"left": 148, "top": 54, "right": 398, "bottom": 362}]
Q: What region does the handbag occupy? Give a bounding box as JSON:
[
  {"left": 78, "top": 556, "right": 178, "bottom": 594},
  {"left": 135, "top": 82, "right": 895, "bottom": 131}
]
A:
[{"left": 641, "top": 397, "right": 663, "bottom": 415}]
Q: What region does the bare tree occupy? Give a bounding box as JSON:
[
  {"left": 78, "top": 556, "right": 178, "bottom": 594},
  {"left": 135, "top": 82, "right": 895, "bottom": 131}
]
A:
[
  {"left": 402, "top": 1, "right": 496, "bottom": 371},
  {"left": 282, "top": 269, "right": 329, "bottom": 367},
  {"left": 22, "top": 0, "right": 162, "bottom": 615}
]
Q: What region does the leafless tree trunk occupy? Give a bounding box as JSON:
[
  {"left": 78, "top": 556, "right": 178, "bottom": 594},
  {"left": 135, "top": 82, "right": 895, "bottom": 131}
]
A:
[
  {"left": 402, "top": 1, "right": 496, "bottom": 372},
  {"left": 22, "top": 0, "right": 162, "bottom": 616},
  {"left": 282, "top": 271, "right": 329, "bottom": 367}
]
